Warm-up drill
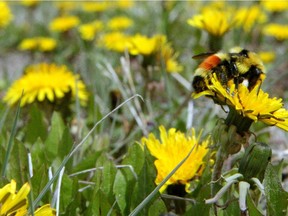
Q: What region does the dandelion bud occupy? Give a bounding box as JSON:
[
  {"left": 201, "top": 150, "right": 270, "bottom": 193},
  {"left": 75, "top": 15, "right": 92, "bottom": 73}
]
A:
[{"left": 239, "top": 142, "right": 272, "bottom": 182}]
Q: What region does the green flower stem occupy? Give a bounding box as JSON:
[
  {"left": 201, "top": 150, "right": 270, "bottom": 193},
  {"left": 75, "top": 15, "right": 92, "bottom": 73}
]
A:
[
  {"left": 211, "top": 108, "right": 253, "bottom": 214},
  {"left": 208, "top": 34, "right": 223, "bottom": 51},
  {"left": 225, "top": 108, "right": 253, "bottom": 135},
  {"left": 211, "top": 143, "right": 228, "bottom": 193}
]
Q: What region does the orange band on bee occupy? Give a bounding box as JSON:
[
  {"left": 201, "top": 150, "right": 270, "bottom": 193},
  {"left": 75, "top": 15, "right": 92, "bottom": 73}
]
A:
[{"left": 199, "top": 55, "right": 221, "bottom": 70}]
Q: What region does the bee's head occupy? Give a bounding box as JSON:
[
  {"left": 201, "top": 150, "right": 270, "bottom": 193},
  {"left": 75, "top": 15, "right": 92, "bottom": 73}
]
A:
[
  {"left": 230, "top": 48, "right": 266, "bottom": 74},
  {"left": 242, "top": 51, "right": 265, "bottom": 73}
]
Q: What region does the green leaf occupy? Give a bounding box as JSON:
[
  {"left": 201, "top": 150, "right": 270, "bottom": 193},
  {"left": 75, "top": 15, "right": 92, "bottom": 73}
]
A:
[
  {"left": 8, "top": 139, "right": 28, "bottom": 184},
  {"left": 62, "top": 178, "right": 79, "bottom": 216},
  {"left": 30, "top": 164, "right": 49, "bottom": 203},
  {"left": 25, "top": 105, "right": 47, "bottom": 143},
  {"left": 30, "top": 138, "right": 49, "bottom": 170},
  {"left": 186, "top": 184, "right": 211, "bottom": 215},
  {"left": 72, "top": 151, "right": 102, "bottom": 174},
  {"left": 223, "top": 199, "right": 240, "bottom": 216},
  {"left": 86, "top": 189, "right": 116, "bottom": 216},
  {"left": 130, "top": 148, "right": 157, "bottom": 215},
  {"left": 264, "top": 163, "right": 288, "bottom": 216},
  {"left": 113, "top": 170, "right": 127, "bottom": 215},
  {"left": 44, "top": 112, "right": 65, "bottom": 159},
  {"left": 246, "top": 192, "right": 263, "bottom": 216},
  {"left": 148, "top": 198, "right": 166, "bottom": 216},
  {"left": 59, "top": 174, "right": 74, "bottom": 212},
  {"left": 122, "top": 143, "right": 145, "bottom": 177},
  {"left": 102, "top": 159, "right": 117, "bottom": 203},
  {"left": 58, "top": 127, "right": 73, "bottom": 159}
]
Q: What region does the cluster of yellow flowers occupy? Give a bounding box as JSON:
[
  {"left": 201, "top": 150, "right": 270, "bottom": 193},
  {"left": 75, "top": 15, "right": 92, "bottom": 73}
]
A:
[
  {"left": 54, "top": 0, "right": 133, "bottom": 13},
  {"left": 18, "top": 37, "right": 57, "bottom": 52},
  {"left": 78, "top": 16, "right": 133, "bottom": 41},
  {"left": 100, "top": 33, "right": 182, "bottom": 72},
  {"left": 187, "top": 1, "right": 288, "bottom": 41}
]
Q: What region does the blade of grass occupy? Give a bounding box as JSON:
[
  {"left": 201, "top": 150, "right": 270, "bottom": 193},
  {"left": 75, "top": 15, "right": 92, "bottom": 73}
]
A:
[
  {"left": 1, "top": 95, "right": 22, "bottom": 177},
  {"left": 128, "top": 143, "right": 196, "bottom": 216},
  {"left": 31, "top": 94, "right": 143, "bottom": 211},
  {"left": 27, "top": 174, "right": 35, "bottom": 216},
  {"left": 0, "top": 108, "right": 9, "bottom": 132},
  {"left": 55, "top": 167, "right": 65, "bottom": 216}
]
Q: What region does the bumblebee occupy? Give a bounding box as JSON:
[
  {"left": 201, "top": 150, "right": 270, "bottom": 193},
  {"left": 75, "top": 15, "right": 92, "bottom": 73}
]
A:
[{"left": 192, "top": 48, "right": 266, "bottom": 94}]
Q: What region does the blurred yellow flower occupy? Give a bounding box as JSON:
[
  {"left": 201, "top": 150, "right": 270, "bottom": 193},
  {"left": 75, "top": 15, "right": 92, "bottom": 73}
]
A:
[
  {"left": 20, "top": 0, "right": 40, "bottom": 7},
  {"left": 0, "top": 180, "right": 56, "bottom": 216},
  {"left": 129, "top": 34, "right": 157, "bottom": 55},
  {"left": 235, "top": 5, "right": 267, "bottom": 32},
  {"left": 166, "top": 58, "right": 183, "bottom": 73},
  {"left": 258, "top": 51, "right": 275, "bottom": 63},
  {"left": 107, "top": 16, "right": 133, "bottom": 30},
  {"left": 142, "top": 126, "right": 210, "bottom": 193},
  {"left": 187, "top": 8, "right": 236, "bottom": 36},
  {"left": 99, "top": 31, "right": 132, "bottom": 52},
  {"left": 158, "top": 39, "right": 183, "bottom": 73},
  {"left": 4, "top": 63, "right": 88, "bottom": 107},
  {"left": 0, "top": 1, "right": 13, "bottom": 28},
  {"left": 261, "top": 0, "right": 288, "bottom": 12},
  {"left": 78, "top": 21, "right": 103, "bottom": 41},
  {"left": 82, "top": 2, "right": 111, "bottom": 12},
  {"left": 19, "top": 37, "right": 57, "bottom": 52},
  {"left": 195, "top": 74, "right": 288, "bottom": 131},
  {"left": 81, "top": 0, "right": 133, "bottom": 11},
  {"left": 115, "top": 0, "right": 134, "bottom": 8},
  {"left": 263, "top": 23, "right": 288, "bottom": 40},
  {"left": 49, "top": 15, "right": 80, "bottom": 32},
  {"left": 54, "top": 1, "right": 78, "bottom": 12}
]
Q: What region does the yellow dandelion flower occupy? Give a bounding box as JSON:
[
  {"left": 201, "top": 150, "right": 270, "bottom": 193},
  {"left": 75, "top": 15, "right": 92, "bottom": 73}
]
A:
[
  {"left": 18, "top": 38, "right": 37, "bottom": 50},
  {"left": 129, "top": 34, "right": 157, "bottom": 55},
  {"left": 261, "top": 0, "right": 288, "bottom": 12},
  {"left": 263, "top": 23, "right": 288, "bottom": 41},
  {"left": 99, "top": 31, "right": 132, "bottom": 52},
  {"left": 187, "top": 7, "right": 236, "bottom": 37},
  {"left": 235, "top": 5, "right": 267, "bottom": 32},
  {"left": 0, "top": 180, "right": 56, "bottom": 216},
  {"left": 115, "top": 0, "right": 134, "bottom": 8},
  {"left": 49, "top": 15, "right": 80, "bottom": 32},
  {"left": 157, "top": 39, "right": 183, "bottom": 73},
  {"left": 20, "top": 0, "right": 40, "bottom": 7},
  {"left": 258, "top": 51, "right": 275, "bottom": 63},
  {"left": 107, "top": 16, "right": 133, "bottom": 30},
  {"left": 166, "top": 58, "right": 183, "bottom": 73},
  {"left": 82, "top": 2, "right": 111, "bottom": 12},
  {"left": 54, "top": 1, "right": 78, "bottom": 12},
  {"left": 78, "top": 21, "right": 103, "bottom": 41},
  {"left": 38, "top": 37, "right": 57, "bottom": 51},
  {"left": 0, "top": 180, "right": 29, "bottom": 215},
  {"left": 195, "top": 74, "right": 288, "bottom": 131},
  {"left": 19, "top": 37, "right": 57, "bottom": 52},
  {"left": 142, "top": 126, "right": 210, "bottom": 193},
  {"left": 3, "top": 63, "right": 88, "bottom": 107},
  {"left": 0, "top": 1, "right": 13, "bottom": 28}
]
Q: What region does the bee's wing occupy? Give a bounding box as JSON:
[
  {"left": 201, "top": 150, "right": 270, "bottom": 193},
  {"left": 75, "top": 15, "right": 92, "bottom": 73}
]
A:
[{"left": 192, "top": 52, "right": 216, "bottom": 60}]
